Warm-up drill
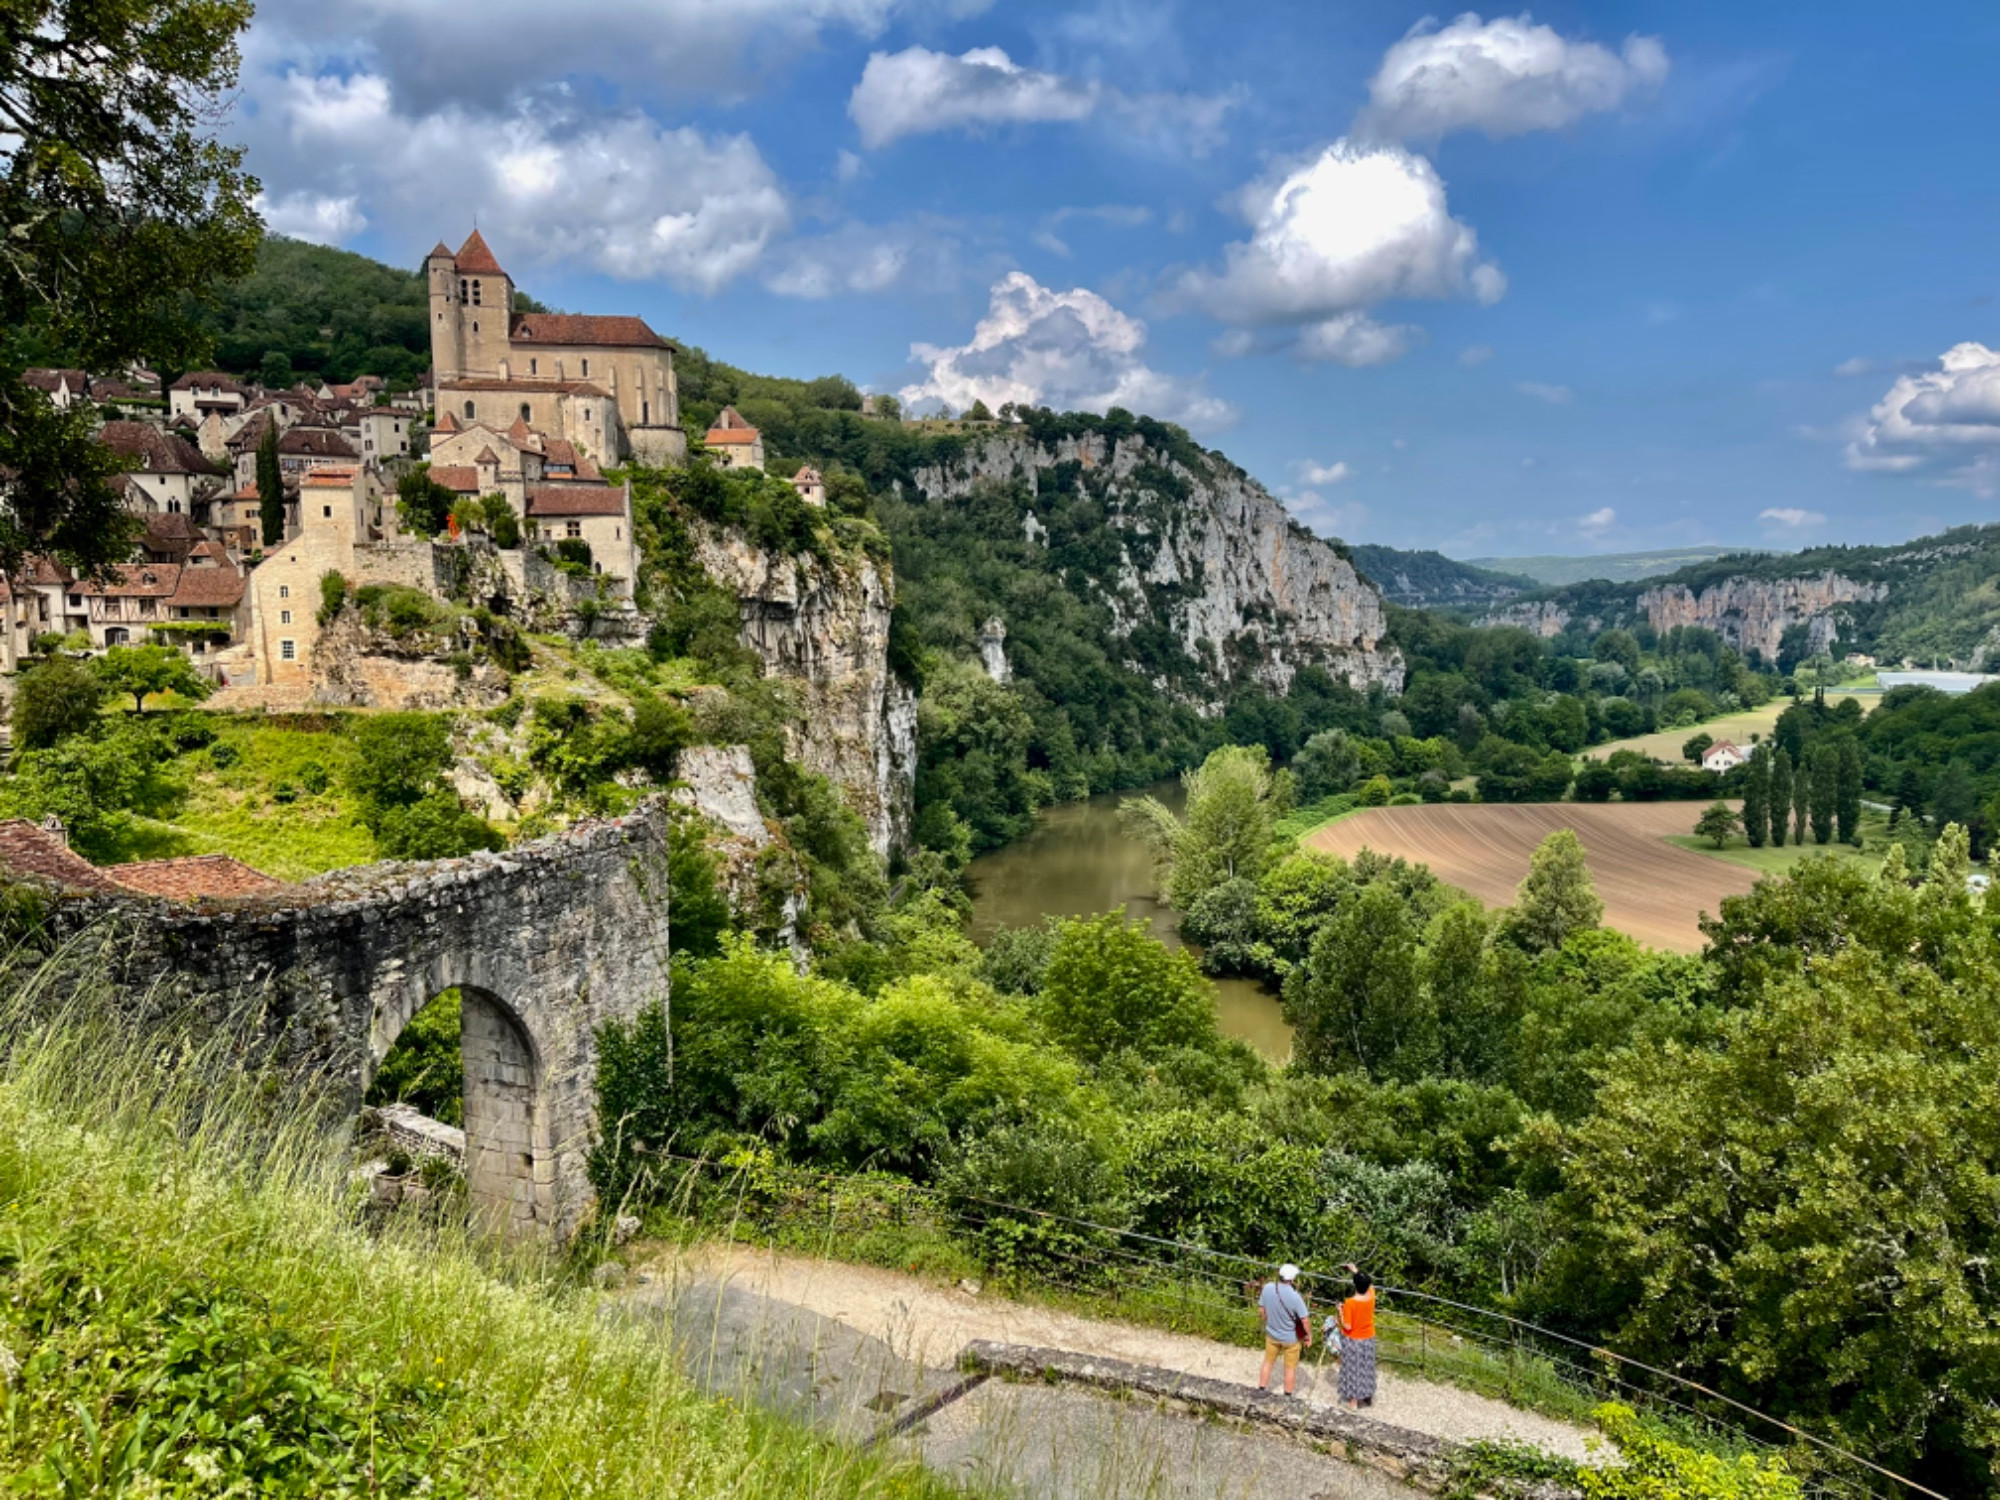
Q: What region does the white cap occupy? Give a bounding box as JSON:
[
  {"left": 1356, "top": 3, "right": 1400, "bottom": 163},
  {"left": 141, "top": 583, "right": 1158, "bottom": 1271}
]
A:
[{"left": 1279, "top": 1263, "right": 1300, "bottom": 1282}]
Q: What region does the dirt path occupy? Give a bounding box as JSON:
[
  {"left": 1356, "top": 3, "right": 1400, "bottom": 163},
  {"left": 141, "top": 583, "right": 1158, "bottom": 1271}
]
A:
[
  {"left": 654, "top": 1243, "right": 1602, "bottom": 1465},
  {"left": 1305, "top": 801, "right": 1757, "bottom": 952}
]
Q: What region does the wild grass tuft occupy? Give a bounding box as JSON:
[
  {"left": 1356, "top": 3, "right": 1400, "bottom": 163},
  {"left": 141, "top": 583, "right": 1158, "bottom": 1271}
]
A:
[{"left": 0, "top": 939, "right": 962, "bottom": 1498}]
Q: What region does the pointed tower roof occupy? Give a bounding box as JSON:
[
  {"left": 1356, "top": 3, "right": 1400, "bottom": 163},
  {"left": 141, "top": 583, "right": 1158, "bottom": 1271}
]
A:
[
  {"left": 427, "top": 240, "right": 453, "bottom": 259},
  {"left": 454, "top": 229, "right": 506, "bottom": 276}
]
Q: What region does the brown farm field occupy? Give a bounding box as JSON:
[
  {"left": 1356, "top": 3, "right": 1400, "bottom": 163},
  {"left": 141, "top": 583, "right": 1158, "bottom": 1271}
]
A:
[{"left": 1303, "top": 802, "right": 1760, "bottom": 953}]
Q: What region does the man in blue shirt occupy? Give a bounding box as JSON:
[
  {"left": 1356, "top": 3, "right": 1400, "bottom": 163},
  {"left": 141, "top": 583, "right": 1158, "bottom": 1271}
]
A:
[{"left": 1256, "top": 1263, "right": 1311, "bottom": 1396}]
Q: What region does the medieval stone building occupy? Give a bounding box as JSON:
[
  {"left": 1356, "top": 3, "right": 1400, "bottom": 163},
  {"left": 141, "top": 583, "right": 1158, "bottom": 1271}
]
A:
[{"left": 427, "top": 230, "right": 686, "bottom": 467}]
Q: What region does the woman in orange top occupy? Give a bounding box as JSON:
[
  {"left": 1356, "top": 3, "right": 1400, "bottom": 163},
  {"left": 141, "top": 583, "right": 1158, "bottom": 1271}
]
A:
[{"left": 1336, "top": 1265, "right": 1377, "bottom": 1409}]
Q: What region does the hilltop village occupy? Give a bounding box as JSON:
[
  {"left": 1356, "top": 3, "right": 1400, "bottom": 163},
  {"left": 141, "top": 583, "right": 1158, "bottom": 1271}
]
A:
[{"left": 9, "top": 230, "right": 819, "bottom": 704}]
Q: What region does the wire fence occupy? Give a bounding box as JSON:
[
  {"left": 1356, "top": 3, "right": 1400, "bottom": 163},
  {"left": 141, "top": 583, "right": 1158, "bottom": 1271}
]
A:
[{"left": 636, "top": 1149, "right": 1944, "bottom": 1500}]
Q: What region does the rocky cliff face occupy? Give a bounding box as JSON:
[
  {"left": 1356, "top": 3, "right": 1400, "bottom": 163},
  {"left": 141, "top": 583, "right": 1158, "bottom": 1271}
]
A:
[
  {"left": 691, "top": 526, "right": 916, "bottom": 856},
  {"left": 907, "top": 431, "right": 1403, "bottom": 698},
  {"left": 1485, "top": 571, "right": 1888, "bottom": 663},
  {"left": 1640, "top": 573, "right": 1886, "bottom": 662}
]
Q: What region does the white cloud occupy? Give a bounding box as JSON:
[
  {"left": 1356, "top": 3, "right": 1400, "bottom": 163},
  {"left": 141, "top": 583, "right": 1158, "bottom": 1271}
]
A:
[
  {"left": 1846, "top": 342, "right": 2000, "bottom": 484},
  {"left": 850, "top": 46, "right": 1095, "bottom": 147},
  {"left": 251, "top": 68, "right": 790, "bottom": 291},
  {"left": 1357, "top": 13, "right": 1668, "bottom": 142},
  {"left": 1517, "top": 381, "right": 1574, "bottom": 404},
  {"left": 1175, "top": 139, "right": 1502, "bottom": 360},
  {"left": 1579, "top": 506, "right": 1616, "bottom": 534},
  {"left": 900, "top": 271, "right": 1233, "bottom": 429},
  {"left": 1832, "top": 356, "right": 1871, "bottom": 377},
  {"left": 256, "top": 189, "right": 367, "bottom": 244},
  {"left": 848, "top": 44, "right": 1236, "bottom": 152},
  {"left": 836, "top": 149, "right": 867, "bottom": 183},
  {"left": 762, "top": 218, "right": 959, "bottom": 298},
  {"left": 1288, "top": 492, "right": 1370, "bottom": 539},
  {"left": 1759, "top": 507, "right": 1825, "bottom": 528},
  {"left": 249, "top": 0, "right": 982, "bottom": 113},
  {"left": 1297, "top": 312, "right": 1419, "bottom": 367},
  {"left": 1033, "top": 203, "right": 1152, "bottom": 257},
  {"left": 1296, "top": 459, "right": 1353, "bottom": 486},
  {"left": 1459, "top": 343, "right": 1495, "bottom": 366}
]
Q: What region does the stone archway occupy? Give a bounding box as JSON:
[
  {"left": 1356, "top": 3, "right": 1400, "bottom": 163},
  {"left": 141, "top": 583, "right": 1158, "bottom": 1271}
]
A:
[{"left": 56, "top": 802, "right": 672, "bottom": 1238}]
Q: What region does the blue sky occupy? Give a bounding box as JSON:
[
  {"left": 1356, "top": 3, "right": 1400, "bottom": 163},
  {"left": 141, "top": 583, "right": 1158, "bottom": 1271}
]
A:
[{"left": 233, "top": 1, "right": 2000, "bottom": 558}]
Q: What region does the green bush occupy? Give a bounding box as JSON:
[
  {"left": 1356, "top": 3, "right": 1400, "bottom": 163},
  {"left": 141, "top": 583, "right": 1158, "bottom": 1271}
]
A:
[
  {"left": 10, "top": 656, "right": 105, "bottom": 749},
  {"left": 1578, "top": 1405, "right": 1802, "bottom": 1498}
]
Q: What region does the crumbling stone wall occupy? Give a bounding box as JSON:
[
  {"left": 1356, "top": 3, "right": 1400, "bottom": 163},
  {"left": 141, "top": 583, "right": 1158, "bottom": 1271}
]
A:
[{"left": 50, "top": 802, "right": 671, "bottom": 1237}]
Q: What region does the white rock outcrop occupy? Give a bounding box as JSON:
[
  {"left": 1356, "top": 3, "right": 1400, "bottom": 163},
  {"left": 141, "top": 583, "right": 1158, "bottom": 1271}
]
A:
[{"left": 908, "top": 431, "right": 1403, "bottom": 697}]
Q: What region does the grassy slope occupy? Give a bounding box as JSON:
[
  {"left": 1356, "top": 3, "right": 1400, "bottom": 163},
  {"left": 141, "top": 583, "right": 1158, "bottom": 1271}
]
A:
[
  {"left": 1667, "top": 808, "right": 1889, "bottom": 876},
  {"left": 1581, "top": 693, "right": 1869, "bottom": 764},
  {"left": 0, "top": 987, "right": 959, "bottom": 1498}
]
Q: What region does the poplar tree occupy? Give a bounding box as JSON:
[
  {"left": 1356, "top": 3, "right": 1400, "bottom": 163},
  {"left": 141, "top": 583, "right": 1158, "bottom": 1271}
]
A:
[
  {"left": 1836, "top": 737, "right": 1864, "bottom": 845},
  {"left": 256, "top": 422, "right": 284, "bottom": 547},
  {"left": 1810, "top": 743, "right": 1837, "bottom": 845},
  {"left": 1742, "top": 744, "right": 1770, "bottom": 848},
  {"left": 1769, "top": 749, "right": 1793, "bottom": 847},
  {"left": 1800, "top": 748, "right": 1816, "bottom": 852}
]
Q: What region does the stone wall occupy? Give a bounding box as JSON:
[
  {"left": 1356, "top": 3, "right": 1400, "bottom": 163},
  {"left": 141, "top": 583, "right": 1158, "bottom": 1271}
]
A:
[{"left": 44, "top": 801, "right": 672, "bottom": 1237}]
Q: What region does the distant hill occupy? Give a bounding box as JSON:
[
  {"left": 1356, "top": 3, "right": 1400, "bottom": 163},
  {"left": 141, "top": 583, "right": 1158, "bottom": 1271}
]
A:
[
  {"left": 1466, "top": 545, "right": 1760, "bottom": 586},
  {"left": 1482, "top": 524, "right": 2000, "bottom": 670},
  {"left": 1348, "top": 545, "right": 1534, "bottom": 609}
]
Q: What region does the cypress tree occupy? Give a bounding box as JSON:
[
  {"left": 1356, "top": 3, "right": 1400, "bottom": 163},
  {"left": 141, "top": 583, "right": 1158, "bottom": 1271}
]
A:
[
  {"left": 1769, "top": 749, "right": 1793, "bottom": 847},
  {"left": 1836, "top": 737, "right": 1863, "bottom": 844},
  {"left": 256, "top": 422, "right": 285, "bottom": 547},
  {"left": 1810, "top": 742, "right": 1837, "bottom": 844},
  {"left": 1792, "top": 745, "right": 1811, "bottom": 844},
  {"left": 1741, "top": 744, "right": 1770, "bottom": 848}
]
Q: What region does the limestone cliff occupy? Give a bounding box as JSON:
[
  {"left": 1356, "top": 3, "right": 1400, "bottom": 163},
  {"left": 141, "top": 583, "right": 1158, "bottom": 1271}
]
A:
[
  {"left": 1639, "top": 573, "right": 1886, "bottom": 662},
  {"left": 906, "top": 431, "right": 1403, "bottom": 698},
  {"left": 690, "top": 527, "right": 916, "bottom": 856}
]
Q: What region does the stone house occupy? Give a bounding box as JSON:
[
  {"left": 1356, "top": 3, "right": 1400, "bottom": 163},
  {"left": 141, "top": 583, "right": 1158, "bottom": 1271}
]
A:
[
  {"left": 247, "top": 466, "right": 401, "bottom": 685},
  {"left": 168, "top": 371, "right": 252, "bottom": 423},
  {"left": 359, "top": 409, "right": 412, "bottom": 465},
  {"left": 277, "top": 425, "right": 360, "bottom": 477},
  {"left": 525, "top": 481, "right": 637, "bottom": 584},
  {"left": 429, "top": 416, "right": 600, "bottom": 511},
  {"left": 73, "top": 552, "right": 247, "bottom": 656},
  {"left": 427, "top": 230, "right": 685, "bottom": 465},
  {"left": 21, "top": 368, "right": 90, "bottom": 409},
  {"left": 704, "top": 406, "right": 764, "bottom": 470},
  {"left": 98, "top": 421, "right": 222, "bottom": 516},
  {"left": 791, "top": 465, "right": 827, "bottom": 506}
]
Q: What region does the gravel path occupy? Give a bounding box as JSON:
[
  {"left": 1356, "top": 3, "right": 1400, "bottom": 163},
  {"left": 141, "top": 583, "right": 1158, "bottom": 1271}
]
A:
[{"left": 658, "top": 1243, "right": 1602, "bottom": 1465}]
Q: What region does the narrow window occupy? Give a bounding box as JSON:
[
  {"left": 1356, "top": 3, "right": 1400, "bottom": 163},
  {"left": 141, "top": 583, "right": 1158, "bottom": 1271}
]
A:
[
  {"left": 278, "top": 585, "right": 290, "bottom": 599},
  {"left": 280, "top": 609, "right": 292, "bottom": 625},
  {"left": 521, "top": 403, "right": 532, "bottom": 423},
  {"left": 567, "top": 520, "right": 582, "bottom": 538},
  {"left": 464, "top": 401, "right": 476, "bottom": 419},
  {"left": 281, "top": 640, "right": 295, "bottom": 661},
  {"left": 459, "top": 279, "right": 468, "bottom": 302},
  {"left": 641, "top": 400, "right": 649, "bottom": 424},
  {"left": 472, "top": 280, "right": 482, "bottom": 305},
  {"left": 529, "top": 358, "right": 537, "bottom": 375},
  {"left": 472, "top": 321, "right": 479, "bottom": 335},
  {"left": 580, "top": 358, "right": 589, "bottom": 377},
  {"left": 322, "top": 505, "right": 332, "bottom": 518}
]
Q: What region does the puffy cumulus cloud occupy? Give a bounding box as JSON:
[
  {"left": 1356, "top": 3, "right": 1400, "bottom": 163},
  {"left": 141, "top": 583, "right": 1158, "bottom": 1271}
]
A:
[
  {"left": 1846, "top": 343, "right": 2000, "bottom": 483},
  {"left": 255, "top": 190, "right": 366, "bottom": 245},
  {"left": 1288, "top": 493, "right": 1370, "bottom": 540},
  {"left": 251, "top": 69, "right": 789, "bottom": 291},
  {"left": 900, "top": 272, "right": 1233, "bottom": 429},
  {"left": 1175, "top": 141, "right": 1502, "bottom": 362},
  {"left": 249, "top": 0, "right": 984, "bottom": 113},
  {"left": 1578, "top": 506, "right": 1617, "bottom": 535},
  {"left": 1357, "top": 13, "right": 1668, "bottom": 142},
  {"left": 850, "top": 46, "right": 1096, "bottom": 147},
  {"left": 1759, "top": 507, "right": 1826, "bottom": 529},
  {"left": 848, "top": 44, "right": 1237, "bottom": 153}
]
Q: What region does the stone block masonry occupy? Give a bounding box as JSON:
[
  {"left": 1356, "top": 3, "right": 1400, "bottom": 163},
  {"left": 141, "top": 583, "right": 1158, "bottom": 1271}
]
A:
[{"left": 43, "top": 801, "right": 673, "bottom": 1238}]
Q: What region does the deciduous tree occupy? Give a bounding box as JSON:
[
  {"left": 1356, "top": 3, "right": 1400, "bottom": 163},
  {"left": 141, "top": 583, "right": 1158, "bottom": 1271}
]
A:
[
  {"left": 1695, "top": 800, "right": 1741, "bottom": 849},
  {"left": 95, "top": 643, "right": 209, "bottom": 714},
  {"left": 1507, "top": 829, "right": 1602, "bottom": 953}
]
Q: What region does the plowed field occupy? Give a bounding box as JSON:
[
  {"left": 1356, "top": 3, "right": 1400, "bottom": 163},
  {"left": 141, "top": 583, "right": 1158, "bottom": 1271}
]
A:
[{"left": 1303, "top": 802, "right": 1758, "bottom": 952}]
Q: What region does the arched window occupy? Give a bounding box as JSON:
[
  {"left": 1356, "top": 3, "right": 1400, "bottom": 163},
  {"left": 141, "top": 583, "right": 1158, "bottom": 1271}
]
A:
[
  {"left": 464, "top": 400, "right": 476, "bottom": 419},
  {"left": 459, "top": 279, "right": 468, "bottom": 302},
  {"left": 520, "top": 403, "right": 532, "bottom": 423},
  {"left": 580, "top": 358, "right": 589, "bottom": 377}
]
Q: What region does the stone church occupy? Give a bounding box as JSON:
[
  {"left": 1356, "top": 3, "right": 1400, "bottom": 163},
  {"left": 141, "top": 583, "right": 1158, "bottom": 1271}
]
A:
[{"left": 427, "top": 230, "right": 686, "bottom": 466}]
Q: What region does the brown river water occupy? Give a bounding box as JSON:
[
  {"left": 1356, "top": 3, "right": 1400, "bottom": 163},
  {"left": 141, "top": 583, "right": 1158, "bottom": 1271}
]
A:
[{"left": 963, "top": 782, "right": 1295, "bottom": 1062}]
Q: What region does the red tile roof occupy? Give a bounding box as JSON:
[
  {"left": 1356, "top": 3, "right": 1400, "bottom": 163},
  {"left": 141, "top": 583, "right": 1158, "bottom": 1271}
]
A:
[
  {"left": 508, "top": 313, "right": 673, "bottom": 350},
  {"left": 169, "top": 566, "right": 246, "bottom": 609},
  {"left": 433, "top": 412, "right": 461, "bottom": 434},
  {"left": 428, "top": 466, "right": 480, "bottom": 493},
  {"left": 76, "top": 564, "right": 181, "bottom": 599},
  {"left": 428, "top": 240, "right": 453, "bottom": 259},
  {"left": 0, "top": 820, "right": 126, "bottom": 894},
  {"left": 169, "top": 371, "right": 251, "bottom": 396},
  {"left": 301, "top": 465, "right": 357, "bottom": 487},
  {"left": 705, "top": 426, "right": 759, "bottom": 444},
  {"left": 98, "top": 421, "right": 217, "bottom": 476},
  {"left": 23, "top": 368, "right": 89, "bottom": 395},
  {"left": 454, "top": 229, "right": 506, "bottom": 276},
  {"left": 110, "top": 854, "right": 281, "bottom": 899},
  {"left": 527, "top": 484, "right": 625, "bottom": 517}
]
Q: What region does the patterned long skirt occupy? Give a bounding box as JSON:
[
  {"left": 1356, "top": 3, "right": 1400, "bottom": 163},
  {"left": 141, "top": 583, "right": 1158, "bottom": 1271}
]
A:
[{"left": 1337, "top": 1336, "right": 1378, "bottom": 1404}]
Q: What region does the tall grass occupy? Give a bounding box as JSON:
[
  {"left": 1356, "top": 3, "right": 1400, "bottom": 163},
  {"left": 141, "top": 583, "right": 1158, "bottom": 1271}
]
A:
[{"left": 0, "top": 937, "right": 962, "bottom": 1498}]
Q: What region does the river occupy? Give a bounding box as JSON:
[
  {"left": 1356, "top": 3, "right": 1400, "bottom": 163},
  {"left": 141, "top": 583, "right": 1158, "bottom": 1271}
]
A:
[{"left": 963, "top": 782, "right": 1295, "bottom": 1061}]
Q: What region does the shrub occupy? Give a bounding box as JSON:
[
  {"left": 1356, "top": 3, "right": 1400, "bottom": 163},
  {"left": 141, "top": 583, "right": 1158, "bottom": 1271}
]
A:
[
  {"left": 11, "top": 656, "right": 105, "bottom": 749},
  {"left": 1578, "top": 1405, "right": 1802, "bottom": 1498},
  {"left": 318, "top": 570, "right": 349, "bottom": 625}
]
